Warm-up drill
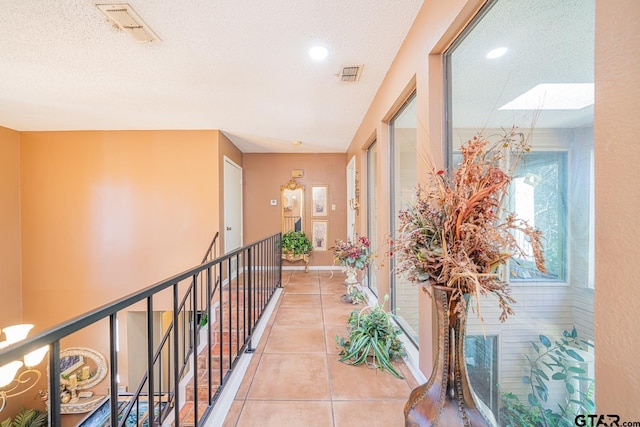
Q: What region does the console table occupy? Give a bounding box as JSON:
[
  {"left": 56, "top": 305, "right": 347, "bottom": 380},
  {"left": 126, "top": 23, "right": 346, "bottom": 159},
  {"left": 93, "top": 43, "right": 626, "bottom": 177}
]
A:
[{"left": 282, "top": 253, "right": 310, "bottom": 272}]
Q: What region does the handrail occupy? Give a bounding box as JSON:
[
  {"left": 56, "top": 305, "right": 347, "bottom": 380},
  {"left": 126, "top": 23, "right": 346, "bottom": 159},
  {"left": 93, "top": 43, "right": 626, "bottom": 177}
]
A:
[
  {"left": 0, "top": 232, "right": 282, "bottom": 427},
  {"left": 201, "top": 231, "right": 220, "bottom": 263}
]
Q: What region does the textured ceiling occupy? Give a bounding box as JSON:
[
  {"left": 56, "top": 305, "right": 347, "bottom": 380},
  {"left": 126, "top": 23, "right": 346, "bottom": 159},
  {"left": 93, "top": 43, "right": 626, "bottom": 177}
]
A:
[{"left": 0, "top": 0, "right": 424, "bottom": 152}]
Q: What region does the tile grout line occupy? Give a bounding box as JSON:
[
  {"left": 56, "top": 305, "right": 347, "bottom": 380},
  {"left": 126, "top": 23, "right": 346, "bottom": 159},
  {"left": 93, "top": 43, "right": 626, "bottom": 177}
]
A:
[{"left": 319, "top": 272, "right": 338, "bottom": 427}]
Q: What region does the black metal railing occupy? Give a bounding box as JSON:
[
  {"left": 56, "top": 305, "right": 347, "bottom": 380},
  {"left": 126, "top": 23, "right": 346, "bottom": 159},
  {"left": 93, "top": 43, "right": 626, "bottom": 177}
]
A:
[
  {"left": 0, "top": 232, "right": 281, "bottom": 427},
  {"left": 118, "top": 231, "right": 222, "bottom": 426}
]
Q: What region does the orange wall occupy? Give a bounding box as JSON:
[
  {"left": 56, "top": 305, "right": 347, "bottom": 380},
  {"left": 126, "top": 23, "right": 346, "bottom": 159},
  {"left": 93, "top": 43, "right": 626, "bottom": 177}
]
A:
[
  {"left": 0, "top": 126, "right": 22, "bottom": 326},
  {"left": 594, "top": 0, "right": 640, "bottom": 416},
  {"left": 19, "top": 130, "right": 221, "bottom": 329},
  {"left": 243, "top": 153, "right": 347, "bottom": 266},
  {"left": 0, "top": 126, "right": 24, "bottom": 418},
  {"left": 346, "top": 0, "right": 485, "bottom": 374}
]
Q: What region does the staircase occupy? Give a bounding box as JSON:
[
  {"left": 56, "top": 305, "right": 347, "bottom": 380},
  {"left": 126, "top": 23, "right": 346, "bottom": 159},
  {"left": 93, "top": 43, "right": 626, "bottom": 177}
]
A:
[
  {"left": 178, "top": 278, "right": 259, "bottom": 426},
  {"left": 13, "top": 232, "right": 283, "bottom": 427}
]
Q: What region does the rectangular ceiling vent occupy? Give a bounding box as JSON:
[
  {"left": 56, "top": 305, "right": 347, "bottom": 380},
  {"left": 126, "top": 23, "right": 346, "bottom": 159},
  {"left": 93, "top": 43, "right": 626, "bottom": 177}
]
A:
[
  {"left": 339, "top": 65, "right": 363, "bottom": 83},
  {"left": 96, "top": 3, "right": 160, "bottom": 43}
]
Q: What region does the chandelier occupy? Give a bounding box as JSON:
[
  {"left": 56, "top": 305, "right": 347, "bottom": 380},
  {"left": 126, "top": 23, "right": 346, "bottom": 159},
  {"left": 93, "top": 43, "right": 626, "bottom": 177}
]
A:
[{"left": 0, "top": 324, "right": 49, "bottom": 412}]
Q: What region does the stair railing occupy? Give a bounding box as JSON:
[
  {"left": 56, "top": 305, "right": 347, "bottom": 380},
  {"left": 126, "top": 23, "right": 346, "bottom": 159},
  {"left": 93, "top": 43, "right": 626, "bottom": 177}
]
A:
[
  {"left": 118, "top": 232, "right": 221, "bottom": 426},
  {"left": 0, "top": 232, "right": 281, "bottom": 427}
]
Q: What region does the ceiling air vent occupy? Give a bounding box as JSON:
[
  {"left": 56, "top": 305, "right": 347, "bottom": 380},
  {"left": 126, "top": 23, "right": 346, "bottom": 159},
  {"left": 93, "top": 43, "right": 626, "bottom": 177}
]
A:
[
  {"left": 339, "top": 65, "right": 363, "bottom": 83},
  {"left": 96, "top": 3, "right": 160, "bottom": 43}
]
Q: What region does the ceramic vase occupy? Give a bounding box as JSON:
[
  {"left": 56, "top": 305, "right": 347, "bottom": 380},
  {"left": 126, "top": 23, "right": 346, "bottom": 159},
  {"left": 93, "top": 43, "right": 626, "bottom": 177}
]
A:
[{"left": 343, "top": 264, "right": 358, "bottom": 285}]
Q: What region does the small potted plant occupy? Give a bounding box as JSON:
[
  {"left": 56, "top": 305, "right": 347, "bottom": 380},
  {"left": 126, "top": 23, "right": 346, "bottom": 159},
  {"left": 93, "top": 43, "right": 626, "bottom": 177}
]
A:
[
  {"left": 281, "top": 230, "right": 312, "bottom": 255},
  {"left": 335, "top": 295, "right": 406, "bottom": 378},
  {"left": 281, "top": 230, "right": 313, "bottom": 272}
]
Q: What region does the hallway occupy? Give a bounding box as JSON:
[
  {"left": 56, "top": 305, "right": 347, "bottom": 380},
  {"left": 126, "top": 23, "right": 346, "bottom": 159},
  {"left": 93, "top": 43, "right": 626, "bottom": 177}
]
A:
[{"left": 222, "top": 270, "right": 419, "bottom": 426}]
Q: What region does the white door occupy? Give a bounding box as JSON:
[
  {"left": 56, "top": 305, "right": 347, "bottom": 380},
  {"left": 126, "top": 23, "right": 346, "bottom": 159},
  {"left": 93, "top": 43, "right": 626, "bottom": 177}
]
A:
[
  {"left": 224, "top": 157, "right": 242, "bottom": 254},
  {"left": 346, "top": 156, "right": 356, "bottom": 241}
]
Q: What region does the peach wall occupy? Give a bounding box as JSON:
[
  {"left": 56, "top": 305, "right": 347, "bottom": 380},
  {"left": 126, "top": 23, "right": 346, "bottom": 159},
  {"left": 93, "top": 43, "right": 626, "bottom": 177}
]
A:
[
  {"left": 20, "top": 130, "right": 220, "bottom": 329},
  {"left": 346, "top": 0, "right": 485, "bottom": 374},
  {"left": 243, "top": 153, "right": 347, "bottom": 266},
  {"left": 594, "top": 0, "right": 640, "bottom": 416},
  {"left": 0, "top": 127, "right": 22, "bottom": 327},
  {"left": 0, "top": 126, "right": 24, "bottom": 418}
]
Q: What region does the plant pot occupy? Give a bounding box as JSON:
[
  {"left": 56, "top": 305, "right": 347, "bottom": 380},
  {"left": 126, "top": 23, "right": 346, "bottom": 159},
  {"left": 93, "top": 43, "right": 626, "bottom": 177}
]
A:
[
  {"left": 343, "top": 264, "right": 358, "bottom": 285},
  {"left": 404, "top": 285, "right": 496, "bottom": 427}
]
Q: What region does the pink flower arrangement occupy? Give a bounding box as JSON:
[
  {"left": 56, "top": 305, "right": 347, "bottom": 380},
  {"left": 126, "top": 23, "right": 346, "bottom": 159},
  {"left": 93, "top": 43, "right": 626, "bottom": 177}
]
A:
[{"left": 333, "top": 235, "right": 372, "bottom": 270}]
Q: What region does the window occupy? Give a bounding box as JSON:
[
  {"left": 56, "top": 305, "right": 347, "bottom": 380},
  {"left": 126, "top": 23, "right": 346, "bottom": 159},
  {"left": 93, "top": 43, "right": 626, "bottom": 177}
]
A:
[
  {"left": 509, "top": 151, "right": 567, "bottom": 282},
  {"left": 367, "top": 141, "right": 379, "bottom": 295},
  {"left": 390, "top": 92, "right": 418, "bottom": 345},
  {"left": 445, "top": 0, "right": 595, "bottom": 422},
  {"left": 465, "top": 335, "right": 499, "bottom": 415}
]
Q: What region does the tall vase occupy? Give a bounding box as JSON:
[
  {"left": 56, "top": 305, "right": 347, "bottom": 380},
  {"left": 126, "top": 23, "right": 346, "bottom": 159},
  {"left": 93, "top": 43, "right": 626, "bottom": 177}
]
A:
[{"left": 404, "top": 285, "right": 497, "bottom": 427}]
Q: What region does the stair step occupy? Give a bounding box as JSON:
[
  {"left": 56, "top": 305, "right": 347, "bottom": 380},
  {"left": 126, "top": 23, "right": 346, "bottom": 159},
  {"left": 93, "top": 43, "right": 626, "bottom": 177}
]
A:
[
  {"left": 174, "top": 401, "right": 208, "bottom": 427},
  {"left": 176, "top": 282, "right": 264, "bottom": 426}
]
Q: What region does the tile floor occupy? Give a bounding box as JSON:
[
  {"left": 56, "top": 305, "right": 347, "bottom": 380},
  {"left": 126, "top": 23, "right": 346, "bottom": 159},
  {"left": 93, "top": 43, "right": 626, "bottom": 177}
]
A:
[{"left": 222, "top": 270, "right": 420, "bottom": 427}]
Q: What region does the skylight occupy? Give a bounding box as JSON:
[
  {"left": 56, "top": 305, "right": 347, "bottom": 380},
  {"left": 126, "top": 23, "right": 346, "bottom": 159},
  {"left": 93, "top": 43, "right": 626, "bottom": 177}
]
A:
[{"left": 499, "top": 83, "right": 594, "bottom": 110}]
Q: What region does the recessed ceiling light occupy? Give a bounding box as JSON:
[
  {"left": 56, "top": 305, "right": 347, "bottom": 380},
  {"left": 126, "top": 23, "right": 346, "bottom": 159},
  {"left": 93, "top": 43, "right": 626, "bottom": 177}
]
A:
[
  {"left": 309, "top": 45, "right": 329, "bottom": 61},
  {"left": 499, "top": 83, "right": 594, "bottom": 110},
  {"left": 486, "top": 47, "right": 508, "bottom": 59},
  {"left": 292, "top": 140, "right": 302, "bottom": 146}
]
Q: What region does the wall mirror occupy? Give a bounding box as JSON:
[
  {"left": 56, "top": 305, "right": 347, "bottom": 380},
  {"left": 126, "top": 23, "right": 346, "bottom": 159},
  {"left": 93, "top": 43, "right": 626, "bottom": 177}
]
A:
[
  {"left": 59, "top": 347, "right": 108, "bottom": 390},
  {"left": 281, "top": 178, "right": 304, "bottom": 233}
]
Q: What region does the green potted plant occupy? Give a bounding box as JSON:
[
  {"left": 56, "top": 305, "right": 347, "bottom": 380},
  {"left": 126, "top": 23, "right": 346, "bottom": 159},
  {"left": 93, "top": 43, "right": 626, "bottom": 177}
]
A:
[
  {"left": 335, "top": 295, "right": 406, "bottom": 378},
  {"left": 281, "top": 230, "right": 312, "bottom": 255},
  {"left": 1, "top": 408, "right": 47, "bottom": 427}
]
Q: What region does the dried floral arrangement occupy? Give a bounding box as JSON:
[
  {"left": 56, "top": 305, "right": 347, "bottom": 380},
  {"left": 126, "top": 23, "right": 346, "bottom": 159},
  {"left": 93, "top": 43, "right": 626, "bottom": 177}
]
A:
[{"left": 394, "top": 128, "right": 546, "bottom": 321}]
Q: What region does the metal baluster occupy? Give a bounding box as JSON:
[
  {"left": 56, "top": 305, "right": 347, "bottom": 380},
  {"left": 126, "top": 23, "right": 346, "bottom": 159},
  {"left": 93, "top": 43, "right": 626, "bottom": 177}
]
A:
[
  {"left": 108, "top": 314, "right": 119, "bottom": 426},
  {"left": 49, "top": 340, "right": 61, "bottom": 427},
  {"left": 207, "top": 266, "right": 212, "bottom": 405},
  {"left": 192, "top": 274, "right": 198, "bottom": 426},
  {"left": 147, "top": 296, "right": 155, "bottom": 427},
  {"left": 173, "top": 283, "right": 180, "bottom": 427}
]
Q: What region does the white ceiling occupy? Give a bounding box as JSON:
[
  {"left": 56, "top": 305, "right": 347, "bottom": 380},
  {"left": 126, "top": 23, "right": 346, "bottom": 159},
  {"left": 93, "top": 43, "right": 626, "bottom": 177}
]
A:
[{"left": 0, "top": 1, "right": 424, "bottom": 153}]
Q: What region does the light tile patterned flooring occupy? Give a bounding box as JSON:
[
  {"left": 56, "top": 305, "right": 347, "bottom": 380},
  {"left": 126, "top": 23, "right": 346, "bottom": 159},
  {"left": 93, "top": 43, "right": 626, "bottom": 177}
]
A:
[{"left": 222, "top": 270, "right": 420, "bottom": 426}]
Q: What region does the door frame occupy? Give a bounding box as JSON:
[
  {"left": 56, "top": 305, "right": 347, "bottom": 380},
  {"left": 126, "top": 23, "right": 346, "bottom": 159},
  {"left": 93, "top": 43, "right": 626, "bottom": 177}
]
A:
[
  {"left": 223, "top": 156, "right": 243, "bottom": 254},
  {"left": 346, "top": 155, "right": 357, "bottom": 241}
]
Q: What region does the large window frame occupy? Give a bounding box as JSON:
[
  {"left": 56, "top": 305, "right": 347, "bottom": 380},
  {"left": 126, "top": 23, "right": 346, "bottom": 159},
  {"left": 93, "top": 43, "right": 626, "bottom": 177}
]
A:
[
  {"left": 443, "top": 0, "right": 595, "bottom": 423},
  {"left": 367, "top": 140, "right": 379, "bottom": 296},
  {"left": 389, "top": 91, "right": 419, "bottom": 346}
]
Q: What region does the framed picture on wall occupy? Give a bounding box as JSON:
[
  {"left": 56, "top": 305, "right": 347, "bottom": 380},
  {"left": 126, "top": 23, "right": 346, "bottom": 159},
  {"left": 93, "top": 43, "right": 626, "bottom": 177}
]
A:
[
  {"left": 311, "top": 220, "right": 328, "bottom": 251},
  {"left": 311, "top": 185, "right": 329, "bottom": 217}
]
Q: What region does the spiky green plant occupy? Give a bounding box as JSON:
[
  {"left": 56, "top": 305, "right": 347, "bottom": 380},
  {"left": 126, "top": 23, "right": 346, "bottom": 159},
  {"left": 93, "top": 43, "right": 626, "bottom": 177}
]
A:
[{"left": 335, "top": 295, "right": 406, "bottom": 378}]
